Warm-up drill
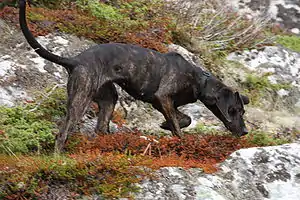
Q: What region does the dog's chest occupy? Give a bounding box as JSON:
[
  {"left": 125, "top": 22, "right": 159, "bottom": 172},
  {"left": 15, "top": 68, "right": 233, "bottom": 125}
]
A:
[{"left": 118, "top": 81, "right": 158, "bottom": 102}]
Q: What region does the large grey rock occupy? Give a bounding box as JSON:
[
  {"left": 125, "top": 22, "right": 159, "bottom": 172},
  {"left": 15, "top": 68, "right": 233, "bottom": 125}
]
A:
[
  {"left": 228, "top": 46, "right": 300, "bottom": 88},
  {"left": 135, "top": 142, "right": 300, "bottom": 200},
  {"left": 227, "top": 46, "right": 300, "bottom": 114},
  {"left": 226, "top": 46, "right": 300, "bottom": 135}
]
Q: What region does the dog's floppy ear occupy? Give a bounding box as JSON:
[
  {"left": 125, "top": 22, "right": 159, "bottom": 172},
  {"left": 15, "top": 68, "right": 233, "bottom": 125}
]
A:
[
  {"left": 235, "top": 92, "right": 249, "bottom": 105},
  {"left": 240, "top": 94, "right": 250, "bottom": 105},
  {"left": 215, "top": 88, "right": 233, "bottom": 123},
  {"left": 235, "top": 92, "right": 243, "bottom": 105}
]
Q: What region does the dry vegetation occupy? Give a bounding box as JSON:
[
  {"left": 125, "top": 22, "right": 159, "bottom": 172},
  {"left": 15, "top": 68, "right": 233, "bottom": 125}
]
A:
[{"left": 168, "top": 0, "right": 274, "bottom": 50}]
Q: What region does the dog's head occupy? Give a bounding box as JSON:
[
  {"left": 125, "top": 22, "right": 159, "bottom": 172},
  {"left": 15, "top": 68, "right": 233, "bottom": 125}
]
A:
[{"left": 202, "top": 86, "right": 250, "bottom": 136}]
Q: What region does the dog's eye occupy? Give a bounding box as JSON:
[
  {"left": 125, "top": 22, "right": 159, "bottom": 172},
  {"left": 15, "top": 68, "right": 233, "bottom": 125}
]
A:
[
  {"left": 235, "top": 108, "right": 245, "bottom": 115},
  {"left": 113, "top": 65, "right": 122, "bottom": 72},
  {"left": 228, "top": 107, "right": 236, "bottom": 115}
]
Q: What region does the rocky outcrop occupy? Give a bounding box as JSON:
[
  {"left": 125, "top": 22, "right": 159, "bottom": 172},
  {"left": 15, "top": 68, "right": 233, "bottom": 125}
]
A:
[
  {"left": 0, "top": 19, "right": 93, "bottom": 106},
  {"left": 227, "top": 46, "right": 300, "bottom": 133},
  {"left": 227, "top": 0, "right": 300, "bottom": 34},
  {"left": 135, "top": 142, "right": 300, "bottom": 200}
]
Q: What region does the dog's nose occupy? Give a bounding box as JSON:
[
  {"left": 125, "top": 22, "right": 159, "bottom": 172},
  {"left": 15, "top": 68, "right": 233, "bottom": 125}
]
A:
[{"left": 241, "top": 127, "right": 248, "bottom": 136}]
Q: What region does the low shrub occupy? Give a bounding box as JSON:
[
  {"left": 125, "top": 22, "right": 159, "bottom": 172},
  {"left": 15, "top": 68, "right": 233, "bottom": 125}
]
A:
[
  {"left": 68, "top": 132, "right": 262, "bottom": 163},
  {"left": 0, "top": 85, "right": 67, "bottom": 154},
  {"left": 170, "top": 0, "right": 274, "bottom": 52},
  {"left": 166, "top": 0, "right": 276, "bottom": 73},
  {"left": 0, "top": 154, "right": 147, "bottom": 199},
  {"left": 0, "top": 106, "right": 56, "bottom": 154}
]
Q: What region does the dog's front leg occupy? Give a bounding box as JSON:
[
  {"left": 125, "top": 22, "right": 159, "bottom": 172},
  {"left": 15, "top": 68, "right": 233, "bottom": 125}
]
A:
[
  {"left": 153, "top": 96, "right": 183, "bottom": 138},
  {"left": 160, "top": 110, "right": 191, "bottom": 131}
]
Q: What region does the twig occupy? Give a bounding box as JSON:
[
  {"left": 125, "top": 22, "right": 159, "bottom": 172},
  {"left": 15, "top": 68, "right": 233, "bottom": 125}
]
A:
[
  {"left": 142, "top": 143, "right": 152, "bottom": 156},
  {"left": 2, "top": 144, "right": 20, "bottom": 161}
]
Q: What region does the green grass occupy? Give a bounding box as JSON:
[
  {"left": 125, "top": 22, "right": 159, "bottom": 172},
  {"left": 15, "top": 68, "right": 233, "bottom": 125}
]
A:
[{"left": 276, "top": 35, "right": 300, "bottom": 52}]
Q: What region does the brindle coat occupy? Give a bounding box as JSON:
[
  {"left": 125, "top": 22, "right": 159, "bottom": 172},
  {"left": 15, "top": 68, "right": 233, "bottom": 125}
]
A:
[{"left": 19, "top": 0, "right": 249, "bottom": 152}]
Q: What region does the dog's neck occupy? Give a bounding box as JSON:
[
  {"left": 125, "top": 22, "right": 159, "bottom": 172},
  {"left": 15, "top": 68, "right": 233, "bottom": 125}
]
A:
[
  {"left": 194, "top": 69, "right": 223, "bottom": 103},
  {"left": 196, "top": 71, "right": 212, "bottom": 99}
]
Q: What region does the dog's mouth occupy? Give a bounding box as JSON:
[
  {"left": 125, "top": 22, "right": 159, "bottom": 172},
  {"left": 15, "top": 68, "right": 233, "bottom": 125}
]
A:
[
  {"left": 225, "top": 123, "right": 249, "bottom": 137},
  {"left": 204, "top": 104, "right": 249, "bottom": 137}
]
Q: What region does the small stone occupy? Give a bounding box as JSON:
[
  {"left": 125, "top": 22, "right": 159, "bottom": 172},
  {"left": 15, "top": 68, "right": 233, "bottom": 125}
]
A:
[
  {"left": 256, "top": 183, "right": 269, "bottom": 198},
  {"left": 277, "top": 89, "right": 290, "bottom": 97},
  {"left": 1, "top": 55, "right": 11, "bottom": 60},
  {"left": 290, "top": 28, "right": 300, "bottom": 34}
]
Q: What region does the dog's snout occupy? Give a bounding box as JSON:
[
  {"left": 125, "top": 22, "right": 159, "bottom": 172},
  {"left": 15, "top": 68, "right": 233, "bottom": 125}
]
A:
[{"left": 241, "top": 127, "right": 248, "bottom": 136}]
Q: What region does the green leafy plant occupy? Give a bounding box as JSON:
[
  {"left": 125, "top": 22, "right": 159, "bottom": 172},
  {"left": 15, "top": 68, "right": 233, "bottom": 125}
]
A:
[
  {"left": 32, "top": 85, "right": 67, "bottom": 121},
  {"left": 193, "top": 122, "right": 219, "bottom": 134},
  {"left": 244, "top": 73, "right": 290, "bottom": 91}
]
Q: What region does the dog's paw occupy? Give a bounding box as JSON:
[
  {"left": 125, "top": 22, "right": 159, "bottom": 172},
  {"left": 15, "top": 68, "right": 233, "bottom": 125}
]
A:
[
  {"left": 160, "top": 117, "right": 192, "bottom": 131},
  {"left": 160, "top": 121, "right": 171, "bottom": 131}
]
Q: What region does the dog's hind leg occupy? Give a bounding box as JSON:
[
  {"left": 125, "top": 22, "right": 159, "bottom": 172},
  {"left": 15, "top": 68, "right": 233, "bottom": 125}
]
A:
[
  {"left": 160, "top": 110, "right": 191, "bottom": 131},
  {"left": 94, "top": 83, "right": 118, "bottom": 134},
  {"left": 55, "top": 70, "right": 93, "bottom": 153}
]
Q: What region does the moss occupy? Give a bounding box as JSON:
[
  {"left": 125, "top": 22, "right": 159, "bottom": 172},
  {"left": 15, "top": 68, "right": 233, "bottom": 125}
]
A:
[
  {"left": 246, "top": 131, "right": 290, "bottom": 146},
  {"left": 242, "top": 73, "right": 291, "bottom": 105},
  {"left": 193, "top": 123, "right": 220, "bottom": 135},
  {"left": 276, "top": 35, "right": 300, "bottom": 52},
  {"left": 76, "top": 0, "right": 124, "bottom": 21}
]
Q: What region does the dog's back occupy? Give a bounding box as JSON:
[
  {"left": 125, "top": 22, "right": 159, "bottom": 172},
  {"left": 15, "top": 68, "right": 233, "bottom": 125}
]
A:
[{"left": 73, "top": 43, "right": 197, "bottom": 102}]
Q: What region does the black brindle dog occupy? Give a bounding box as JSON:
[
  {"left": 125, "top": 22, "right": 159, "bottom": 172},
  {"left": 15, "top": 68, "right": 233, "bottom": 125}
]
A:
[{"left": 19, "top": 0, "right": 250, "bottom": 152}]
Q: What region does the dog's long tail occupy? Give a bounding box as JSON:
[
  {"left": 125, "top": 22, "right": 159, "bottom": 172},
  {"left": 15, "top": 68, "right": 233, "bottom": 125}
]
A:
[{"left": 19, "top": 0, "right": 77, "bottom": 72}]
